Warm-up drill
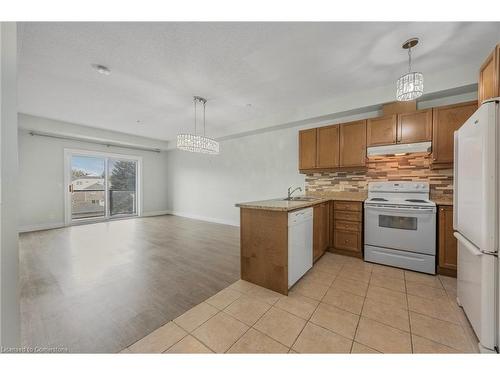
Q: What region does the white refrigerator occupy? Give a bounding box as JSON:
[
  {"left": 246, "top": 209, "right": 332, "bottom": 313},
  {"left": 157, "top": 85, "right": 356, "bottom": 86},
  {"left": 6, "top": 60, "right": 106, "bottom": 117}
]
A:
[{"left": 454, "top": 97, "right": 499, "bottom": 353}]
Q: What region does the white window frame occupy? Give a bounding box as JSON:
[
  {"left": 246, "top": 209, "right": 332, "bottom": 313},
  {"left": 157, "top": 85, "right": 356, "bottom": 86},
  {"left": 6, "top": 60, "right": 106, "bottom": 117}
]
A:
[{"left": 64, "top": 148, "right": 143, "bottom": 225}]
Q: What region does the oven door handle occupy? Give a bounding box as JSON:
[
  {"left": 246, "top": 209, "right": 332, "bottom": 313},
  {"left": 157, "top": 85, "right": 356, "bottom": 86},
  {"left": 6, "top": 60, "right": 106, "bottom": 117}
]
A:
[{"left": 365, "top": 205, "right": 435, "bottom": 214}]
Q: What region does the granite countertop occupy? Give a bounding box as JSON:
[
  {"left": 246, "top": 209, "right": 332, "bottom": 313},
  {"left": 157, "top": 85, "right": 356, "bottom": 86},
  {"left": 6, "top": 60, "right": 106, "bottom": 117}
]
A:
[{"left": 236, "top": 192, "right": 366, "bottom": 212}]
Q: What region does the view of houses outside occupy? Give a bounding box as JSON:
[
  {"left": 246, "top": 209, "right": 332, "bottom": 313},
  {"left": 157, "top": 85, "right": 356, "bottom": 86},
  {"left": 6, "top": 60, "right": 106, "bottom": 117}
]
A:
[
  {"left": 71, "top": 155, "right": 137, "bottom": 220},
  {"left": 71, "top": 176, "right": 106, "bottom": 219}
]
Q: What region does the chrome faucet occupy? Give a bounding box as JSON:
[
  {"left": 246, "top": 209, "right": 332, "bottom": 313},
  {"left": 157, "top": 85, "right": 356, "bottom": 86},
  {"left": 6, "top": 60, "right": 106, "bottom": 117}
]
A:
[{"left": 287, "top": 186, "right": 302, "bottom": 200}]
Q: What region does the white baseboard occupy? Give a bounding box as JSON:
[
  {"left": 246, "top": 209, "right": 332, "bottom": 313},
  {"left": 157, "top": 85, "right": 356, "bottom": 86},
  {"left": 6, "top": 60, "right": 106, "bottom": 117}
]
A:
[
  {"left": 18, "top": 212, "right": 169, "bottom": 233},
  {"left": 141, "top": 210, "right": 171, "bottom": 217},
  {"left": 168, "top": 210, "right": 239, "bottom": 227},
  {"left": 18, "top": 222, "right": 66, "bottom": 233},
  {"left": 18, "top": 211, "right": 238, "bottom": 232}
]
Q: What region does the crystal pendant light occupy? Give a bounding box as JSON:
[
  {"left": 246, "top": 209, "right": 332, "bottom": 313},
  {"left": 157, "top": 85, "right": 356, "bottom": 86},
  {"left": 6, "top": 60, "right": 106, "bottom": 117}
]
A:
[
  {"left": 177, "top": 96, "right": 220, "bottom": 155},
  {"left": 396, "top": 38, "right": 424, "bottom": 101}
]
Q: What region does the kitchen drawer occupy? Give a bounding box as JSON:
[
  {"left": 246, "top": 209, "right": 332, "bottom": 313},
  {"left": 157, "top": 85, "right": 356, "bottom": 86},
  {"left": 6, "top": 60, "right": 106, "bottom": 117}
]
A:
[
  {"left": 334, "top": 220, "right": 361, "bottom": 232},
  {"left": 334, "top": 210, "right": 362, "bottom": 222},
  {"left": 333, "top": 201, "right": 361, "bottom": 212},
  {"left": 334, "top": 230, "right": 361, "bottom": 253}
]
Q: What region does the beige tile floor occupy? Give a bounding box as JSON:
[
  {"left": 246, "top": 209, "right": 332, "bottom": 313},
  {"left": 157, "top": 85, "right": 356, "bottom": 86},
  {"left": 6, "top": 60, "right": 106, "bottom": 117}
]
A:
[{"left": 121, "top": 253, "right": 479, "bottom": 354}]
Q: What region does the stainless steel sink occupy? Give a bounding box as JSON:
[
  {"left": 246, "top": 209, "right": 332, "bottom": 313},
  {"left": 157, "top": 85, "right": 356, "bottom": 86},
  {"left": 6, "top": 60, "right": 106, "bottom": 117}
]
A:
[{"left": 282, "top": 196, "right": 319, "bottom": 202}]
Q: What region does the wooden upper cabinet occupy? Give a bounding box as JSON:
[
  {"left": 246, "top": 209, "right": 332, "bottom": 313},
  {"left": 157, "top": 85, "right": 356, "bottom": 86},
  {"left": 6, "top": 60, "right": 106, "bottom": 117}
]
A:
[
  {"left": 299, "top": 128, "right": 317, "bottom": 170},
  {"left": 397, "top": 109, "right": 432, "bottom": 144},
  {"left": 382, "top": 101, "right": 416, "bottom": 116},
  {"left": 339, "top": 120, "right": 366, "bottom": 167},
  {"left": 432, "top": 101, "right": 478, "bottom": 166},
  {"left": 366, "top": 115, "right": 397, "bottom": 146},
  {"left": 478, "top": 44, "right": 500, "bottom": 105},
  {"left": 316, "top": 125, "right": 340, "bottom": 168}
]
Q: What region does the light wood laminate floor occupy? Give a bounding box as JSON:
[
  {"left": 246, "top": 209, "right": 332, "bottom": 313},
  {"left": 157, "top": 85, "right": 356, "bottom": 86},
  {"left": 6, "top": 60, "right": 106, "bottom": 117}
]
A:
[{"left": 19, "top": 215, "right": 240, "bottom": 353}]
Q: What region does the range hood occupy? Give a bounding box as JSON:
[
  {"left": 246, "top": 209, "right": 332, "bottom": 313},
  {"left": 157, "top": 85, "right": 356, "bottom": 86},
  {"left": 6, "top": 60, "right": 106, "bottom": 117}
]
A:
[{"left": 367, "top": 141, "right": 431, "bottom": 157}]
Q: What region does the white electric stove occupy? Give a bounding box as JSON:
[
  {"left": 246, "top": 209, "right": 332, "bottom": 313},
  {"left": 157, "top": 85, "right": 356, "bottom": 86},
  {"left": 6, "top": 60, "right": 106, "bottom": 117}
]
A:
[{"left": 364, "top": 181, "right": 437, "bottom": 274}]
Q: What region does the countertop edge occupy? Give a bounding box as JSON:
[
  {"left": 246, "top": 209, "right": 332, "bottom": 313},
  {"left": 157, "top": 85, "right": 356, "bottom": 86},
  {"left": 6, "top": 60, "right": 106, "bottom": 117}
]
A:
[
  {"left": 236, "top": 196, "right": 453, "bottom": 211},
  {"left": 235, "top": 196, "right": 365, "bottom": 212}
]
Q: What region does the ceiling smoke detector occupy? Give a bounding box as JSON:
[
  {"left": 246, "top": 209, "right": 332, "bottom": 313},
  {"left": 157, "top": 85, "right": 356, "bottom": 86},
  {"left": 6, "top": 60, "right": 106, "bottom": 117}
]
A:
[{"left": 92, "top": 64, "right": 111, "bottom": 76}]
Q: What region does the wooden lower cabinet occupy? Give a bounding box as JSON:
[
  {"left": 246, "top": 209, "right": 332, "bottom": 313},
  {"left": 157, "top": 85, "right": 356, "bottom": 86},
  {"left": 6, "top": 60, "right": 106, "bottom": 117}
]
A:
[
  {"left": 240, "top": 208, "right": 289, "bottom": 294},
  {"left": 437, "top": 205, "right": 457, "bottom": 277},
  {"left": 313, "top": 202, "right": 330, "bottom": 262},
  {"left": 334, "top": 230, "right": 361, "bottom": 254},
  {"left": 330, "top": 201, "right": 363, "bottom": 258}
]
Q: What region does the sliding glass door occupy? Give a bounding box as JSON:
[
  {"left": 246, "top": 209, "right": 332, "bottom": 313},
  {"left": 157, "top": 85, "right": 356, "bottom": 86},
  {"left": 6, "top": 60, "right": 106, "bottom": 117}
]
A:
[
  {"left": 70, "top": 155, "right": 106, "bottom": 220},
  {"left": 66, "top": 150, "right": 141, "bottom": 224},
  {"left": 108, "top": 158, "right": 137, "bottom": 216}
]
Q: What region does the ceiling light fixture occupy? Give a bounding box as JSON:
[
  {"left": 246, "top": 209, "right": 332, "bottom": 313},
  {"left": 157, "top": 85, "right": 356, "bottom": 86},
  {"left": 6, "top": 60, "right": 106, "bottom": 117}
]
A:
[
  {"left": 396, "top": 38, "right": 423, "bottom": 101},
  {"left": 177, "top": 96, "right": 220, "bottom": 155},
  {"left": 92, "top": 64, "right": 111, "bottom": 76}
]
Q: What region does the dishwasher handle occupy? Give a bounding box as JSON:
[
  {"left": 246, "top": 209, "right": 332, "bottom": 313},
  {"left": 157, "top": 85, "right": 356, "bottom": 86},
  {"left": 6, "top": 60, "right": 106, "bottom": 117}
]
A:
[{"left": 288, "top": 208, "right": 313, "bottom": 225}]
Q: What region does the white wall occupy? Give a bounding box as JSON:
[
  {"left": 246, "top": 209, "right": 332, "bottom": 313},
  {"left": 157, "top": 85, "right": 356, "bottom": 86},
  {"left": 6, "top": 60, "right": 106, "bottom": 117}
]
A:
[
  {"left": 167, "top": 125, "right": 304, "bottom": 226},
  {"left": 1, "top": 22, "right": 20, "bottom": 347},
  {"left": 166, "top": 90, "right": 478, "bottom": 227},
  {"left": 18, "top": 114, "right": 170, "bottom": 232}
]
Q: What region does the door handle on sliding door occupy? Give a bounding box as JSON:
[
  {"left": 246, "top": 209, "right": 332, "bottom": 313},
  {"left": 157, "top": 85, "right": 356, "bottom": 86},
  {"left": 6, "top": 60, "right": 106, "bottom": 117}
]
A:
[{"left": 69, "top": 184, "right": 73, "bottom": 193}]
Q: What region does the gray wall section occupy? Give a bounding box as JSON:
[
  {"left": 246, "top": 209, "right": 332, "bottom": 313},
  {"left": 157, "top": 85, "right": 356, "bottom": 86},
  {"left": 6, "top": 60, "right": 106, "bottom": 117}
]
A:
[{"left": 1, "top": 22, "right": 20, "bottom": 347}]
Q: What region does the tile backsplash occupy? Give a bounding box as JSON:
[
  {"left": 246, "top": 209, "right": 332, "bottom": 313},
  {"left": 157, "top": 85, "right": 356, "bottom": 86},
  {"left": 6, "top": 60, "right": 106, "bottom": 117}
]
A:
[{"left": 305, "top": 152, "right": 453, "bottom": 199}]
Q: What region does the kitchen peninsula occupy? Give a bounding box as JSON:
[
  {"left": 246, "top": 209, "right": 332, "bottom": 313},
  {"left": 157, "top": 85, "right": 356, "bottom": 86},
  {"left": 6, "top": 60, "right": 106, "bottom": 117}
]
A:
[{"left": 236, "top": 193, "right": 366, "bottom": 294}]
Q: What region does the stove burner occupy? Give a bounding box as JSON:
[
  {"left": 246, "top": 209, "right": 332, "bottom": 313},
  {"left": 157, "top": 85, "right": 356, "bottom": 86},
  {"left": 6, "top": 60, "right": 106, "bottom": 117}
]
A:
[
  {"left": 370, "top": 198, "right": 388, "bottom": 201},
  {"left": 405, "top": 199, "right": 427, "bottom": 203}
]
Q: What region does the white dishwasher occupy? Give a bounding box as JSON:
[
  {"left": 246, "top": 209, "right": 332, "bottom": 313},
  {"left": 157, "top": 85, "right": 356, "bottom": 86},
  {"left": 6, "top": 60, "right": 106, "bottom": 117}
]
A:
[{"left": 288, "top": 207, "right": 313, "bottom": 288}]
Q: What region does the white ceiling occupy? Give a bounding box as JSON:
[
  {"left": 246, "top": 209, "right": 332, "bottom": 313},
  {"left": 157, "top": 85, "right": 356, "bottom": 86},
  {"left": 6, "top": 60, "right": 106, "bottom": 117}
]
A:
[{"left": 18, "top": 22, "right": 500, "bottom": 141}]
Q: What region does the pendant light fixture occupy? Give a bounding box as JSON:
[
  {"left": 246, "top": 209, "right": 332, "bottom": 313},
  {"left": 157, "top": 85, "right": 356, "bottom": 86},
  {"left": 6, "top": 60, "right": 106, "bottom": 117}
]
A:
[
  {"left": 396, "top": 38, "right": 424, "bottom": 101},
  {"left": 177, "top": 96, "right": 220, "bottom": 155}
]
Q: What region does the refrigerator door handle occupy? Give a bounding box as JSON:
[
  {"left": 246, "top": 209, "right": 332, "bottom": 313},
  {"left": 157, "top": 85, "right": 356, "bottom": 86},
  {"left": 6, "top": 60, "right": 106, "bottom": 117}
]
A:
[
  {"left": 454, "top": 232, "right": 483, "bottom": 256},
  {"left": 453, "top": 131, "right": 458, "bottom": 230}
]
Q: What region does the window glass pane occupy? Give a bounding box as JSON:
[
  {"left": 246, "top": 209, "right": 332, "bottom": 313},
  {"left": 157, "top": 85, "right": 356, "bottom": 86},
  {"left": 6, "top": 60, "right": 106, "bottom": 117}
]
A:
[
  {"left": 378, "top": 215, "right": 417, "bottom": 230},
  {"left": 108, "top": 159, "right": 137, "bottom": 216},
  {"left": 71, "top": 156, "right": 105, "bottom": 219}
]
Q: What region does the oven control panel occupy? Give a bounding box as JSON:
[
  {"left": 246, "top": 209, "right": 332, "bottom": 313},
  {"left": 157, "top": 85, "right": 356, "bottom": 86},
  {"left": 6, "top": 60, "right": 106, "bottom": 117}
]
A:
[{"left": 368, "top": 181, "right": 429, "bottom": 193}]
